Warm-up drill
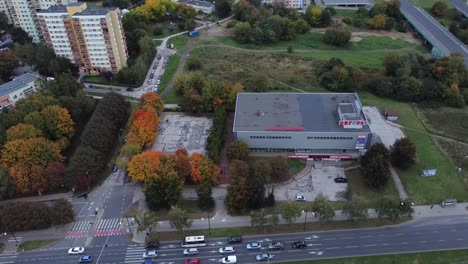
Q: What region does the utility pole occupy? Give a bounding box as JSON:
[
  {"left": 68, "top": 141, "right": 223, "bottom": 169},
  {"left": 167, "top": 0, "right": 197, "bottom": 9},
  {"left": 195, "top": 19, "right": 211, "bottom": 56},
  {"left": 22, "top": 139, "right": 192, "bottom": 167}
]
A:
[{"left": 207, "top": 211, "right": 211, "bottom": 235}]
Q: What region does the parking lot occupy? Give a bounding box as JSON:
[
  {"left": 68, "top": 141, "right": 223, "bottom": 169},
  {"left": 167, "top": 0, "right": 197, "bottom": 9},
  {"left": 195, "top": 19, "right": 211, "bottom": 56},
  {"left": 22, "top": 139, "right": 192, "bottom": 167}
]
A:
[
  {"left": 151, "top": 113, "right": 213, "bottom": 155},
  {"left": 363, "top": 106, "right": 405, "bottom": 147}
]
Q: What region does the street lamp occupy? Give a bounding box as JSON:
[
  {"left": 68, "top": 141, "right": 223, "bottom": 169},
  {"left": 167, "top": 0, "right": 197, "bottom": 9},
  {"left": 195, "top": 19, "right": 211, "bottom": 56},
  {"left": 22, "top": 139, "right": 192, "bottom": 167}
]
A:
[
  {"left": 207, "top": 211, "right": 211, "bottom": 235},
  {"left": 302, "top": 208, "right": 308, "bottom": 231}
]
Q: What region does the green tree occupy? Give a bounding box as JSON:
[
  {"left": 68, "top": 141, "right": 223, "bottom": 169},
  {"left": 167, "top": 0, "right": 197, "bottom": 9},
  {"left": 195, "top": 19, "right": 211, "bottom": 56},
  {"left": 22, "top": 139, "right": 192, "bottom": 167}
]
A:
[
  {"left": 233, "top": 22, "right": 252, "bottom": 43},
  {"left": 0, "top": 165, "right": 14, "bottom": 200},
  {"left": 134, "top": 209, "right": 160, "bottom": 234},
  {"left": 431, "top": 1, "right": 448, "bottom": 17},
  {"left": 369, "top": 14, "right": 386, "bottom": 29},
  {"left": 270, "top": 156, "right": 290, "bottom": 182},
  {"left": 320, "top": 68, "right": 354, "bottom": 92},
  {"left": 197, "top": 180, "right": 215, "bottom": 210},
  {"left": 253, "top": 160, "right": 272, "bottom": 184},
  {"left": 227, "top": 140, "right": 250, "bottom": 161},
  {"left": 250, "top": 209, "right": 268, "bottom": 233},
  {"left": 287, "top": 45, "right": 293, "bottom": 53},
  {"left": 390, "top": 138, "right": 416, "bottom": 169},
  {"left": 246, "top": 173, "right": 266, "bottom": 210},
  {"left": 168, "top": 206, "right": 193, "bottom": 235},
  {"left": 323, "top": 27, "right": 352, "bottom": 46},
  {"left": 215, "top": 0, "right": 231, "bottom": 18},
  {"left": 247, "top": 73, "right": 270, "bottom": 92},
  {"left": 229, "top": 160, "right": 249, "bottom": 179},
  {"left": 376, "top": 197, "right": 414, "bottom": 223},
  {"left": 311, "top": 193, "right": 335, "bottom": 223},
  {"left": 342, "top": 197, "right": 368, "bottom": 221},
  {"left": 269, "top": 213, "right": 279, "bottom": 228},
  {"left": 281, "top": 200, "right": 302, "bottom": 226},
  {"left": 305, "top": 6, "right": 322, "bottom": 27},
  {"left": 225, "top": 176, "right": 249, "bottom": 214},
  {"left": 361, "top": 143, "right": 390, "bottom": 189},
  {"left": 320, "top": 10, "right": 332, "bottom": 27},
  {"left": 144, "top": 171, "right": 184, "bottom": 210},
  {"left": 49, "top": 198, "right": 75, "bottom": 226},
  {"left": 0, "top": 11, "right": 9, "bottom": 32}
]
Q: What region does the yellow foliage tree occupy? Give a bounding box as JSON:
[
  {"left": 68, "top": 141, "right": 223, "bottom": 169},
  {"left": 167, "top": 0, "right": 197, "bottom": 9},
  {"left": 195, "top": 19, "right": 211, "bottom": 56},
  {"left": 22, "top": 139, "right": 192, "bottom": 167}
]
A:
[
  {"left": 370, "top": 14, "right": 386, "bottom": 29},
  {"left": 127, "top": 151, "right": 165, "bottom": 182}
]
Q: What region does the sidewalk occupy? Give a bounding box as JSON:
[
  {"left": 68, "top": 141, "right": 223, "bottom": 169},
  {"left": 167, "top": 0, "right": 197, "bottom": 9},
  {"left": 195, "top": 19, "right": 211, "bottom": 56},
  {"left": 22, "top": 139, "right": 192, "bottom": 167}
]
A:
[{"left": 123, "top": 202, "right": 468, "bottom": 243}]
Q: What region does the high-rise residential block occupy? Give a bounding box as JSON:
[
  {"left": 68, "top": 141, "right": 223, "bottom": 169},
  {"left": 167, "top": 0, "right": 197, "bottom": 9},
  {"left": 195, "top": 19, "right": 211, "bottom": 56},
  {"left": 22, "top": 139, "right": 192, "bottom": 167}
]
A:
[{"left": 38, "top": 4, "right": 129, "bottom": 73}]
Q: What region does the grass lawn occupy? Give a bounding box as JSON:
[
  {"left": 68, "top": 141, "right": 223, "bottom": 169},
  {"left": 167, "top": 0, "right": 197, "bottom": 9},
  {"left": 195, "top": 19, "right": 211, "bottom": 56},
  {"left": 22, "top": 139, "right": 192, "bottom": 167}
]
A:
[
  {"left": 282, "top": 249, "right": 468, "bottom": 264},
  {"left": 83, "top": 75, "right": 138, "bottom": 87},
  {"left": 18, "top": 240, "right": 58, "bottom": 251},
  {"left": 149, "top": 199, "right": 213, "bottom": 221},
  {"left": 84, "top": 1, "right": 103, "bottom": 8},
  {"left": 162, "top": 86, "right": 179, "bottom": 104},
  {"left": 158, "top": 54, "right": 181, "bottom": 95},
  {"left": 249, "top": 156, "right": 307, "bottom": 177},
  {"left": 359, "top": 92, "right": 467, "bottom": 204},
  {"left": 411, "top": 0, "right": 449, "bottom": 9}
]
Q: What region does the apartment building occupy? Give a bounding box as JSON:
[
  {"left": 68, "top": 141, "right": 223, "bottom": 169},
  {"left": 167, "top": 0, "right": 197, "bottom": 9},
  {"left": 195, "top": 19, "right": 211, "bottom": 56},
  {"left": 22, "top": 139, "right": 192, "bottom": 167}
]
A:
[
  {"left": 260, "top": 0, "right": 310, "bottom": 9},
  {"left": 3, "top": 0, "right": 77, "bottom": 43},
  {"left": 0, "top": 0, "right": 12, "bottom": 24},
  {"left": 38, "top": 4, "right": 129, "bottom": 73},
  {"left": 0, "top": 73, "right": 40, "bottom": 110}
]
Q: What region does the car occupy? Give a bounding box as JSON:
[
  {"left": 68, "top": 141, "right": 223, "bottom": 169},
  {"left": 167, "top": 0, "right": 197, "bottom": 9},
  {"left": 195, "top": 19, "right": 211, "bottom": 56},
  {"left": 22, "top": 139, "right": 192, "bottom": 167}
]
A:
[
  {"left": 246, "top": 242, "right": 262, "bottom": 250},
  {"left": 227, "top": 236, "right": 242, "bottom": 244},
  {"left": 157, "top": 79, "right": 161, "bottom": 85},
  {"left": 256, "top": 253, "right": 273, "bottom": 261},
  {"left": 153, "top": 85, "right": 159, "bottom": 92},
  {"left": 334, "top": 177, "right": 348, "bottom": 183},
  {"left": 158, "top": 55, "right": 162, "bottom": 60},
  {"left": 150, "top": 73, "right": 154, "bottom": 78},
  {"left": 151, "top": 70, "right": 155, "bottom": 74},
  {"left": 79, "top": 255, "right": 92, "bottom": 263},
  {"left": 147, "top": 79, "right": 152, "bottom": 84},
  {"left": 183, "top": 248, "right": 199, "bottom": 256},
  {"left": 268, "top": 242, "right": 284, "bottom": 250},
  {"left": 112, "top": 165, "right": 118, "bottom": 173},
  {"left": 219, "top": 246, "right": 235, "bottom": 254},
  {"left": 152, "top": 64, "right": 157, "bottom": 69},
  {"left": 184, "top": 259, "right": 200, "bottom": 264},
  {"left": 158, "top": 75, "right": 162, "bottom": 80},
  {"left": 162, "top": 64, "right": 166, "bottom": 69},
  {"left": 68, "top": 247, "right": 85, "bottom": 255},
  {"left": 145, "top": 241, "right": 160, "bottom": 249},
  {"left": 143, "top": 250, "right": 158, "bottom": 259},
  {"left": 221, "top": 256, "right": 237, "bottom": 264},
  {"left": 292, "top": 241, "right": 307, "bottom": 249},
  {"left": 295, "top": 195, "right": 305, "bottom": 201},
  {"left": 126, "top": 87, "right": 134, "bottom": 92}
]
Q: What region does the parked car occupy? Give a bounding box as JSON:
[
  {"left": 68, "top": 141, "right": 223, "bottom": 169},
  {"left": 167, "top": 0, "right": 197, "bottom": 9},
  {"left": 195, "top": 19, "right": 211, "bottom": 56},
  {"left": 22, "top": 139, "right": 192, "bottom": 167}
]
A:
[
  {"left": 227, "top": 236, "right": 242, "bottom": 244},
  {"left": 334, "top": 177, "right": 348, "bottom": 183},
  {"left": 292, "top": 241, "right": 307, "bottom": 249},
  {"left": 78, "top": 255, "right": 92, "bottom": 263},
  {"left": 256, "top": 253, "right": 273, "bottom": 261},
  {"left": 295, "top": 195, "right": 305, "bottom": 201},
  {"left": 157, "top": 79, "right": 161, "bottom": 85},
  {"left": 268, "top": 242, "right": 284, "bottom": 250},
  {"left": 246, "top": 242, "right": 262, "bottom": 250},
  {"left": 126, "top": 87, "right": 134, "bottom": 92},
  {"left": 152, "top": 64, "right": 157, "bottom": 69},
  {"left": 158, "top": 55, "right": 161, "bottom": 60},
  {"left": 150, "top": 73, "right": 154, "bottom": 78},
  {"left": 219, "top": 246, "right": 235, "bottom": 254},
  {"left": 162, "top": 64, "right": 166, "bottom": 69},
  {"left": 145, "top": 241, "right": 160, "bottom": 249},
  {"left": 68, "top": 247, "right": 85, "bottom": 255},
  {"left": 221, "top": 256, "right": 237, "bottom": 264},
  {"left": 183, "top": 248, "right": 199, "bottom": 256},
  {"left": 158, "top": 75, "right": 162, "bottom": 80},
  {"left": 143, "top": 250, "right": 158, "bottom": 259}
]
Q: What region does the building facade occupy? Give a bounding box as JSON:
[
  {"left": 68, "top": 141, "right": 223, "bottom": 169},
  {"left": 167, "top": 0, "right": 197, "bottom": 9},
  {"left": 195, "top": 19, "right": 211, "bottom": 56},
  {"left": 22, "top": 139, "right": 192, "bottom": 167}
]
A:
[
  {"left": 0, "top": 73, "right": 40, "bottom": 110},
  {"left": 38, "top": 4, "right": 128, "bottom": 73},
  {"left": 233, "top": 93, "right": 373, "bottom": 160},
  {"left": 260, "top": 0, "right": 310, "bottom": 9},
  {"left": 0, "top": 0, "right": 12, "bottom": 24},
  {"left": 3, "top": 0, "right": 77, "bottom": 43},
  {"left": 177, "top": 0, "right": 214, "bottom": 13}
]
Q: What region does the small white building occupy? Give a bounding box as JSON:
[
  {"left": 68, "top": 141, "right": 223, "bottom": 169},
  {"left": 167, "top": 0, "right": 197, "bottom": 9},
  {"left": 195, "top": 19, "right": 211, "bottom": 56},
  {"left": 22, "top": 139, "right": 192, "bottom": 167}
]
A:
[{"left": 0, "top": 73, "right": 40, "bottom": 110}]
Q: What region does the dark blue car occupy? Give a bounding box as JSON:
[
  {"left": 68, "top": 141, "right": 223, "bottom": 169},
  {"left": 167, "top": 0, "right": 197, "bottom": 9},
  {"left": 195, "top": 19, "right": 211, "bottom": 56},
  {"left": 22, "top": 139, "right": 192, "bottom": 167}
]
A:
[
  {"left": 112, "top": 165, "right": 118, "bottom": 173},
  {"left": 79, "top": 255, "right": 93, "bottom": 263}
]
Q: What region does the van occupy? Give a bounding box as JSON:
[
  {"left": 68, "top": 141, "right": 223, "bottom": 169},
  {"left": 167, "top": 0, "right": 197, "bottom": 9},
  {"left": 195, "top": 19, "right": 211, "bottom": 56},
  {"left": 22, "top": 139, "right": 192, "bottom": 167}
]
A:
[
  {"left": 441, "top": 199, "right": 457, "bottom": 207},
  {"left": 221, "top": 256, "right": 237, "bottom": 264}
]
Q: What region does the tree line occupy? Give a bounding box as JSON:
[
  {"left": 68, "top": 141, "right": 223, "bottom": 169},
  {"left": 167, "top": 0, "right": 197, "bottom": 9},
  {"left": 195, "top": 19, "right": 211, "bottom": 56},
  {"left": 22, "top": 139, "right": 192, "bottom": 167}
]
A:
[{"left": 206, "top": 107, "right": 227, "bottom": 163}]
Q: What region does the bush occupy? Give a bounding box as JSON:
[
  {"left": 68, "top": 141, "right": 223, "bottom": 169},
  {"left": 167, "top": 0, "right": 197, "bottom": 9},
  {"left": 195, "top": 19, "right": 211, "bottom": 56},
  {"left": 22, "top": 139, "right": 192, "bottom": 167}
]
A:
[
  {"left": 323, "top": 26, "right": 352, "bottom": 46},
  {"left": 431, "top": 1, "right": 448, "bottom": 17},
  {"left": 227, "top": 140, "right": 250, "bottom": 161},
  {"left": 227, "top": 20, "right": 237, "bottom": 28},
  {"left": 390, "top": 138, "right": 416, "bottom": 169},
  {"left": 342, "top": 17, "right": 352, "bottom": 24},
  {"left": 187, "top": 58, "right": 202, "bottom": 71},
  {"left": 206, "top": 107, "right": 227, "bottom": 163}
]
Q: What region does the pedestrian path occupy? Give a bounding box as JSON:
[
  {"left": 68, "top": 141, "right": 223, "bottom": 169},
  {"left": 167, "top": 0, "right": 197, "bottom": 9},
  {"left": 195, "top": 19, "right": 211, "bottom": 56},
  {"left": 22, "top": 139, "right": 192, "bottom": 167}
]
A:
[
  {"left": 0, "top": 253, "right": 17, "bottom": 264},
  {"left": 66, "top": 220, "right": 91, "bottom": 238},
  {"left": 7, "top": 236, "right": 22, "bottom": 246},
  {"left": 95, "top": 218, "right": 122, "bottom": 237},
  {"left": 124, "top": 244, "right": 146, "bottom": 263}
]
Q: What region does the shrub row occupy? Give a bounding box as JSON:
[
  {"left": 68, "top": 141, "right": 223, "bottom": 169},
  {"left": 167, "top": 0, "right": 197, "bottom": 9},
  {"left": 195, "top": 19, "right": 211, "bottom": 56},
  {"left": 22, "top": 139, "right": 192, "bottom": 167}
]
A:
[{"left": 206, "top": 107, "right": 227, "bottom": 163}]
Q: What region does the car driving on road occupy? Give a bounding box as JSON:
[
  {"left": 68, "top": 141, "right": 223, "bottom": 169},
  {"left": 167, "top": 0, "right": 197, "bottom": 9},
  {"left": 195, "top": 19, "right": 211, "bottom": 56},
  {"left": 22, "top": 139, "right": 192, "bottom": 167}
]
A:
[
  {"left": 143, "top": 250, "right": 158, "bottom": 258},
  {"left": 221, "top": 255, "right": 237, "bottom": 263},
  {"left": 256, "top": 253, "right": 273, "bottom": 261},
  {"left": 68, "top": 247, "right": 85, "bottom": 255},
  {"left": 227, "top": 236, "right": 242, "bottom": 244},
  {"left": 183, "top": 248, "right": 199, "bottom": 256},
  {"left": 219, "top": 246, "right": 235, "bottom": 254},
  {"left": 292, "top": 241, "right": 307, "bottom": 249},
  {"left": 268, "top": 242, "right": 284, "bottom": 250},
  {"left": 246, "top": 242, "right": 262, "bottom": 250},
  {"left": 78, "top": 255, "right": 92, "bottom": 263}
]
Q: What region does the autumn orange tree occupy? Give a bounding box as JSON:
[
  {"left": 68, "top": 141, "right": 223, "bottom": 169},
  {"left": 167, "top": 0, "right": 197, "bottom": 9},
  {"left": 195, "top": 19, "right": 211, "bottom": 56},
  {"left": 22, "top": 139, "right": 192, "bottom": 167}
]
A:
[
  {"left": 135, "top": 0, "right": 178, "bottom": 21},
  {"left": 41, "top": 105, "right": 75, "bottom": 139},
  {"left": 190, "top": 153, "right": 220, "bottom": 185},
  {"left": 140, "top": 92, "right": 164, "bottom": 114},
  {"left": 127, "top": 151, "right": 165, "bottom": 182},
  {"left": 6, "top": 123, "right": 42, "bottom": 141},
  {"left": 126, "top": 109, "right": 160, "bottom": 148}
]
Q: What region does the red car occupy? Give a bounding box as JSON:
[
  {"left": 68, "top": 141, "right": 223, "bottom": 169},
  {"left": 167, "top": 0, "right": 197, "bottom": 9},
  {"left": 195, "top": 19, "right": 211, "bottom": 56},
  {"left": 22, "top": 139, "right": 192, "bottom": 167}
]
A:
[{"left": 184, "top": 258, "right": 200, "bottom": 264}]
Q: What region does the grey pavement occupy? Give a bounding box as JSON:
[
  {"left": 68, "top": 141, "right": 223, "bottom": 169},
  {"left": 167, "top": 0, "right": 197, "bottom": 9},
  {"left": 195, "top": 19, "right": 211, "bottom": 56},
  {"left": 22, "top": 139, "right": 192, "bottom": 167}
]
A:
[
  {"left": 0, "top": 191, "right": 73, "bottom": 205},
  {"left": 389, "top": 162, "right": 409, "bottom": 200}
]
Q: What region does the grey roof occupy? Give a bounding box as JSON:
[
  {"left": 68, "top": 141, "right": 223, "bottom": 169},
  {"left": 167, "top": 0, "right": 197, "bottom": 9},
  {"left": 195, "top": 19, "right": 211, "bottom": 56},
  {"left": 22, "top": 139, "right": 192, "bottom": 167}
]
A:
[
  {"left": 179, "top": 0, "right": 214, "bottom": 8},
  {"left": 324, "top": 0, "right": 372, "bottom": 4},
  {"left": 233, "top": 93, "right": 371, "bottom": 133},
  {"left": 0, "top": 73, "right": 40, "bottom": 98},
  {"left": 73, "top": 7, "right": 118, "bottom": 16},
  {"left": 37, "top": 5, "right": 68, "bottom": 13},
  {"left": 67, "top": 2, "right": 85, "bottom": 6}
]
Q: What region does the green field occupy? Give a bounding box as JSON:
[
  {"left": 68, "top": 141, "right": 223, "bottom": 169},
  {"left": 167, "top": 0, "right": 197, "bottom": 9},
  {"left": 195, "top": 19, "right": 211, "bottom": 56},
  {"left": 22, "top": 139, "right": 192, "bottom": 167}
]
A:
[
  {"left": 282, "top": 249, "right": 468, "bottom": 264},
  {"left": 158, "top": 35, "right": 190, "bottom": 98},
  {"left": 411, "top": 0, "right": 450, "bottom": 9},
  {"left": 359, "top": 92, "right": 467, "bottom": 204},
  {"left": 18, "top": 240, "right": 57, "bottom": 251}
]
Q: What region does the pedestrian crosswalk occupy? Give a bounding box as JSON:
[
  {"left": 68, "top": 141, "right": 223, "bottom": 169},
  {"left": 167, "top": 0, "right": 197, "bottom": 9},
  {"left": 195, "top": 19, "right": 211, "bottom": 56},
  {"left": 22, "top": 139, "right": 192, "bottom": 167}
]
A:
[
  {"left": 95, "top": 218, "right": 122, "bottom": 236},
  {"left": 0, "top": 253, "right": 17, "bottom": 264},
  {"left": 124, "top": 244, "right": 146, "bottom": 263},
  {"left": 71, "top": 220, "right": 92, "bottom": 232}
]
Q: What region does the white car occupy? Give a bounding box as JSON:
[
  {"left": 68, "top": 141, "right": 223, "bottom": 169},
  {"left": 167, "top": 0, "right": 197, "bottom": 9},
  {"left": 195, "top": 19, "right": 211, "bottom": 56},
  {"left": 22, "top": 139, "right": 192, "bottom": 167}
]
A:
[
  {"left": 221, "top": 255, "right": 237, "bottom": 264},
  {"left": 219, "top": 246, "right": 235, "bottom": 254},
  {"left": 295, "top": 194, "right": 305, "bottom": 201},
  {"left": 183, "top": 248, "right": 199, "bottom": 255},
  {"left": 246, "top": 242, "right": 262, "bottom": 250},
  {"left": 143, "top": 250, "right": 158, "bottom": 258},
  {"left": 68, "top": 247, "right": 85, "bottom": 255}
]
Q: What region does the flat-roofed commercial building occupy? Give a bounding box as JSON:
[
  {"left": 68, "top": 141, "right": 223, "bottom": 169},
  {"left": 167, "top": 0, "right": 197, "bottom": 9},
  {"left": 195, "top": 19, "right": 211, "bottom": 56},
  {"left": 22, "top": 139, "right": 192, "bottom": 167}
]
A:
[
  {"left": 233, "top": 93, "right": 373, "bottom": 160},
  {"left": 0, "top": 73, "right": 40, "bottom": 110}
]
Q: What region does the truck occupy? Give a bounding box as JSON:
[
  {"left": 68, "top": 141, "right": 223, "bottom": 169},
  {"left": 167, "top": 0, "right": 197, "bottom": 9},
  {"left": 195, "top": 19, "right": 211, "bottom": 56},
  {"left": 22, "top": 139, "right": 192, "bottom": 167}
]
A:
[{"left": 188, "top": 31, "right": 199, "bottom": 37}]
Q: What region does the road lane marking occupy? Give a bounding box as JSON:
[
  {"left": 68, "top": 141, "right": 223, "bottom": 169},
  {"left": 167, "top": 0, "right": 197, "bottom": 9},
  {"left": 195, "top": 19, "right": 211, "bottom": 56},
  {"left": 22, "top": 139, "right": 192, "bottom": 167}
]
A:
[
  {"left": 345, "top": 246, "right": 358, "bottom": 248},
  {"left": 360, "top": 236, "right": 372, "bottom": 238},
  {"left": 363, "top": 244, "right": 377, "bottom": 247},
  {"left": 419, "top": 241, "right": 427, "bottom": 243},
  {"left": 325, "top": 247, "right": 340, "bottom": 250},
  {"left": 324, "top": 238, "right": 336, "bottom": 240},
  {"left": 401, "top": 242, "right": 408, "bottom": 244}
]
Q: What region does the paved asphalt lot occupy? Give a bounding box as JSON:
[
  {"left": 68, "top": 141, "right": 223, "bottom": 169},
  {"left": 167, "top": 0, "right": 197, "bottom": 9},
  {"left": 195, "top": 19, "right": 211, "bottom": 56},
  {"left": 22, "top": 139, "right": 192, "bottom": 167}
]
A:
[{"left": 10, "top": 216, "right": 468, "bottom": 264}]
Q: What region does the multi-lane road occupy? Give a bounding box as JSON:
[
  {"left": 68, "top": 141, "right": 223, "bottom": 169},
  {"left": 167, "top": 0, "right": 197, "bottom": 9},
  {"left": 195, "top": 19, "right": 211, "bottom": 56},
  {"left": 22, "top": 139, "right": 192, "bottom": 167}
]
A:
[{"left": 9, "top": 215, "right": 468, "bottom": 264}]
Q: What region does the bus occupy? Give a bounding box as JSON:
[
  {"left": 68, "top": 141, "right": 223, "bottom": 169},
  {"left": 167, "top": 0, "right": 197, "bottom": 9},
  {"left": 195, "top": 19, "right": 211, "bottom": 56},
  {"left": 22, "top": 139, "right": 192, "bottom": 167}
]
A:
[{"left": 182, "top": 235, "right": 206, "bottom": 248}]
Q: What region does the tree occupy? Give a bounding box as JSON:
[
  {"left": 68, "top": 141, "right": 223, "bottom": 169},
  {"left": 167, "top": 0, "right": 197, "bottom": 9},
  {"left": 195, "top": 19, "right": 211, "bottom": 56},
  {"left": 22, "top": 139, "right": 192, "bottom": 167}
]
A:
[
  {"left": 360, "top": 143, "right": 390, "bottom": 189},
  {"left": 246, "top": 173, "right": 266, "bottom": 210},
  {"left": 174, "top": 148, "right": 192, "bottom": 182},
  {"left": 253, "top": 160, "right": 272, "bottom": 185},
  {"left": 270, "top": 156, "right": 290, "bottom": 182},
  {"left": 197, "top": 180, "right": 215, "bottom": 210},
  {"left": 287, "top": 45, "right": 293, "bottom": 53},
  {"left": 45, "top": 161, "right": 65, "bottom": 191},
  {"left": 215, "top": 0, "right": 231, "bottom": 18},
  {"left": 281, "top": 200, "right": 302, "bottom": 226},
  {"left": 168, "top": 206, "right": 193, "bottom": 235},
  {"left": 187, "top": 58, "right": 202, "bottom": 71},
  {"left": 0, "top": 11, "right": 9, "bottom": 32},
  {"left": 233, "top": 22, "right": 252, "bottom": 43},
  {"left": 134, "top": 209, "right": 160, "bottom": 234},
  {"left": 376, "top": 197, "right": 414, "bottom": 223},
  {"left": 311, "top": 193, "right": 335, "bottom": 223},
  {"left": 390, "top": 138, "right": 416, "bottom": 169},
  {"left": 342, "top": 197, "right": 368, "bottom": 221},
  {"left": 0, "top": 165, "right": 14, "bottom": 200},
  {"left": 431, "top": 1, "right": 448, "bottom": 17},
  {"left": 229, "top": 160, "right": 249, "bottom": 180},
  {"left": 0, "top": 49, "right": 19, "bottom": 82},
  {"left": 227, "top": 140, "right": 250, "bottom": 161},
  {"left": 6, "top": 123, "right": 42, "bottom": 141},
  {"left": 126, "top": 109, "right": 159, "bottom": 148},
  {"left": 250, "top": 209, "right": 268, "bottom": 233},
  {"left": 127, "top": 151, "right": 165, "bottom": 182},
  {"left": 247, "top": 73, "right": 270, "bottom": 92},
  {"left": 323, "top": 27, "right": 352, "bottom": 46},
  {"left": 225, "top": 176, "right": 249, "bottom": 214},
  {"left": 369, "top": 14, "right": 386, "bottom": 29},
  {"left": 41, "top": 105, "right": 75, "bottom": 140},
  {"left": 190, "top": 153, "right": 220, "bottom": 185},
  {"left": 49, "top": 198, "right": 74, "bottom": 226},
  {"left": 320, "top": 68, "right": 354, "bottom": 92},
  {"left": 305, "top": 6, "right": 322, "bottom": 27},
  {"left": 269, "top": 213, "right": 279, "bottom": 228},
  {"left": 139, "top": 92, "right": 164, "bottom": 114},
  {"left": 320, "top": 10, "right": 332, "bottom": 27},
  {"left": 144, "top": 171, "right": 184, "bottom": 210}
]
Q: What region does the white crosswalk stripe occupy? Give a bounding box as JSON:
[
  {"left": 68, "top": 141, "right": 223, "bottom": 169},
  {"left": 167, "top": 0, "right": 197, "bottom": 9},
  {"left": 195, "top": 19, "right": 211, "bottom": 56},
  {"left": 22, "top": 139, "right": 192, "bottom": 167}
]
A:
[
  {"left": 0, "top": 253, "right": 17, "bottom": 264},
  {"left": 71, "top": 220, "right": 92, "bottom": 232},
  {"left": 98, "top": 218, "right": 120, "bottom": 231},
  {"left": 124, "top": 244, "right": 147, "bottom": 263}
]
